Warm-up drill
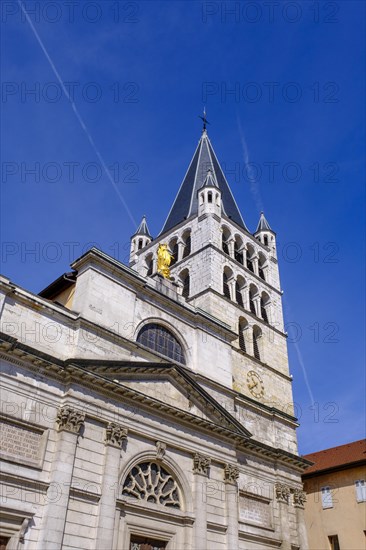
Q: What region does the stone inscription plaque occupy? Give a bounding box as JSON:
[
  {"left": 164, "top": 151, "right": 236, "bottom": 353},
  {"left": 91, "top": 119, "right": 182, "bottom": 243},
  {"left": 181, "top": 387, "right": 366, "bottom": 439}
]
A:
[
  {"left": 240, "top": 493, "right": 272, "bottom": 527},
  {"left": 0, "top": 417, "right": 47, "bottom": 468}
]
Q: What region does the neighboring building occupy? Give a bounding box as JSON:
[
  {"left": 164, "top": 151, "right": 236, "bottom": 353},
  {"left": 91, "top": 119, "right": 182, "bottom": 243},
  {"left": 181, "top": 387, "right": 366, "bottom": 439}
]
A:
[
  {"left": 0, "top": 126, "right": 311, "bottom": 550},
  {"left": 302, "top": 440, "right": 366, "bottom": 550}
]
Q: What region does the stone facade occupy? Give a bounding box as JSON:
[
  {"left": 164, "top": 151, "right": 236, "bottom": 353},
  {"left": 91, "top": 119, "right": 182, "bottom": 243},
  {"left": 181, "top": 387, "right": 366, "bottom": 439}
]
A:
[{"left": 0, "top": 129, "right": 310, "bottom": 549}]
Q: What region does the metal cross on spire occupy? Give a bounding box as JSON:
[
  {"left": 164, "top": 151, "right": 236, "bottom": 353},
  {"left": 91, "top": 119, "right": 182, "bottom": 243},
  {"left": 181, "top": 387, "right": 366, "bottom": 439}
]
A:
[{"left": 199, "top": 107, "right": 210, "bottom": 131}]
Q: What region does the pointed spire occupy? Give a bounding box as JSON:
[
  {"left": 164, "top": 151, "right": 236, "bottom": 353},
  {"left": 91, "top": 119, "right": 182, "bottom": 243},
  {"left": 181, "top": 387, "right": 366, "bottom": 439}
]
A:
[
  {"left": 132, "top": 215, "right": 152, "bottom": 238},
  {"left": 255, "top": 211, "right": 272, "bottom": 233},
  {"left": 160, "top": 131, "right": 248, "bottom": 235},
  {"left": 200, "top": 168, "right": 219, "bottom": 190}
]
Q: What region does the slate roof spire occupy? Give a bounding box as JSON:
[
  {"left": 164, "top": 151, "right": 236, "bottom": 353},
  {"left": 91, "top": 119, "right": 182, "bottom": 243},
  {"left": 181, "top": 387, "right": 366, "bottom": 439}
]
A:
[
  {"left": 160, "top": 130, "right": 248, "bottom": 235},
  {"left": 255, "top": 211, "right": 273, "bottom": 233},
  {"left": 132, "top": 215, "right": 152, "bottom": 238}
]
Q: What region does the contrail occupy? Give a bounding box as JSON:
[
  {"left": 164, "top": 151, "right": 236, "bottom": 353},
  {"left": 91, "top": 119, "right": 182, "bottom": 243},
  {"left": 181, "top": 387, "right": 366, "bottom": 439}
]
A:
[
  {"left": 236, "top": 114, "right": 264, "bottom": 214},
  {"left": 18, "top": 0, "right": 137, "bottom": 228},
  {"left": 283, "top": 296, "right": 316, "bottom": 407}
]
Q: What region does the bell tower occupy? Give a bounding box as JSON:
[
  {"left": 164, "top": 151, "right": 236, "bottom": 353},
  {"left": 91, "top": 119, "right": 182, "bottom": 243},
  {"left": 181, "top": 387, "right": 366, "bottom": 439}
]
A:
[{"left": 130, "top": 124, "right": 290, "bottom": 411}]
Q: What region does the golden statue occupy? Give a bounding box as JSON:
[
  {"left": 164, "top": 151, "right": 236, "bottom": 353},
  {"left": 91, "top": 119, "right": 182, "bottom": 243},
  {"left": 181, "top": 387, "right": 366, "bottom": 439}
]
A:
[{"left": 157, "top": 243, "right": 173, "bottom": 279}]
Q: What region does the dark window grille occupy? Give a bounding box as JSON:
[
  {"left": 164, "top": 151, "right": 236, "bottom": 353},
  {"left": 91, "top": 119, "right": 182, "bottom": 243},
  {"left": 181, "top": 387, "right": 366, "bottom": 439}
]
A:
[
  {"left": 182, "top": 275, "right": 190, "bottom": 299},
  {"left": 223, "top": 273, "right": 231, "bottom": 299},
  {"left": 137, "top": 323, "right": 185, "bottom": 364},
  {"left": 182, "top": 236, "right": 191, "bottom": 258},
  {"left": 253, "top": 331, "right": 260, "bottom": 360},
  {"left": 236, "top": 282, "right": 244, "bottom": 307}
]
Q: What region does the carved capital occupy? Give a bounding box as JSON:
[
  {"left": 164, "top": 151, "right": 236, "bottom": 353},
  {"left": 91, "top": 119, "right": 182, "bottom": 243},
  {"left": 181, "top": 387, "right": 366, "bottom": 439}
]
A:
[
  {"left": 224, "top": 463, "right": 239, "bottom": 484},
  {"left": 105, "top": 423, "right": 128, "bottom": 448},
  {"left": 275, "top": 482, "right": 290, "bottom": 504},
  {"left": 292, "top": 488, "right": 306, "bottom": 508},
  {"left": 155, "top": 441, "right": 166, "bottom": 459},
  {"left": 56, "top": 406, "right": 85, "bottom": 434},
  {"left": 193, "top": 453, "right": 211, "bottom": 476}
]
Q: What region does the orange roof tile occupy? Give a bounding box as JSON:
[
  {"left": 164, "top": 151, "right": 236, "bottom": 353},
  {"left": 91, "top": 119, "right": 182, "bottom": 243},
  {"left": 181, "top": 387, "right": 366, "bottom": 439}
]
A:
[{"left": 302, "top": 439, "right": 366, "bottom": 476}]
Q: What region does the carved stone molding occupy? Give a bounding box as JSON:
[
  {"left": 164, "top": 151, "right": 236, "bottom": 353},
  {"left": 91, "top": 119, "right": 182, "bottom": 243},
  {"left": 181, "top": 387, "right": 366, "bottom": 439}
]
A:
[
  {"left": 56, "top": 406, "right": 85, "bottom": 434},
  {"left": 292, "top": 488, "right": 306, "bottom": 508},
  {"left": 155, "top": 440, "right": 166, "bottom": 459},
  {"left": 275, "top": 482, "right": 290, "bottom": 504},
  {"left": 105, "top": 423, "right": 128, "bottom": 448},
  {"left": 224, "top": 463, "right": 239, "bottom": 484},
  {"left": 193, "top": 453, "right": 211, "bottom": 476}
]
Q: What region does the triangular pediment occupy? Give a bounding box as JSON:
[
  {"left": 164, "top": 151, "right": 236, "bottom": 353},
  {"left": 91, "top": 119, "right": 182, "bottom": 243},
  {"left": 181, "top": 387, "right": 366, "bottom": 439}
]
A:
[{"left": 69, "top": 360, "right": 251, "bottom": 439}]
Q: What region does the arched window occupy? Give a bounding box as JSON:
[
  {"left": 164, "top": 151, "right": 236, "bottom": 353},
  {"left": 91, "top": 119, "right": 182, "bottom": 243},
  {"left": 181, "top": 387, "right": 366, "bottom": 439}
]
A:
[
  {"left": 169, "top": 238, "right": 178, "bottom": 267},
  {"left": 182, "top": 231, "right": 191, "bottom": 259},
  {"left": 138, "top": 239, "right": 143, "bottom": 250},
  {"left": 137, "top": 323, "right": 186, "bottom": 365},
  {"left": 122, "top": 461, "right": 182, "bottom": 509},
  {"left": 238, "top": 318, "right": 248, "bottom": 353},
  {"left": 234, "top": 236, "right": 244, "bottom": 264},
  {"left": 145, "top": 254, "right": 153, "bottom": 277},
  {"left": 222, "top": 227, "right": 231, "bottom": 255},
  {"left": 253, "top": 326, "right": 261, "bottom": 360},
  {"left": 264, "top": 235, "right": 268, "bottom": 246},
  {"left": 208, "top": 191, "right": 213, "bottom": 203},
  {"left": 249, "top": 285, "right": 257, "bottom": 315},
  {"left": 261, "top": 292, "right": 270, "bottom": 324},
  {"left": 180, "top": 269, "right": 190, "bottom": 299}
]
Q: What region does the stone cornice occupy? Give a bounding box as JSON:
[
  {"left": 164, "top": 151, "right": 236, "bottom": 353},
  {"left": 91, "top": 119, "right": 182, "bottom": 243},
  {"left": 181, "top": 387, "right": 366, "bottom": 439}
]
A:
[{"left": 0, "top": 335, "right": 312, "bottom": 472}]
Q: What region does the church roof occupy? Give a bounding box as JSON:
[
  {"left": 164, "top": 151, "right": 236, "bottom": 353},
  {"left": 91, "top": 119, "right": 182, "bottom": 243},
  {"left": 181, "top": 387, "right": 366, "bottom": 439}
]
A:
[
  {"left": 132, "top": 215, "right": 152, "bottom": 238},
  {"left": 160, "top": 130, "right": 248, "bottom": 235},
  {"left": 255, "top": 211, "right": 272, "bottom": 233}
]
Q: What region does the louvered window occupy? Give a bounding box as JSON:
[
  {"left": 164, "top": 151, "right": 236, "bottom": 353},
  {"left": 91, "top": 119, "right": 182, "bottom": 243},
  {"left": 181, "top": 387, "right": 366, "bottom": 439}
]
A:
[
  {"left": 239, "top": 327, "right": 246, "bottom": 352},
  {"left": 223, "top": 273, "right": 231, "bottom": 299},
  {"left": 170, "top": 243, "right": 178, "bottom": 266},
  {"left": 253, "top": 331, "right": 260, "bottom": 360},
  {"left": 146, "top": 260, "right": 153, "bottom": 276},
  {"left": 236, "top": 282, "right": 244, "bottom": 307},
  {"left": 261, "top": 298, "right": 268, "bottom": 323},
  {"left": 234, "top": 244, "right": 243, "bottom": 264},
  {"left": 182, "top": 275, "right": 190, "bottom": 299},
  {"left": 183, "top": 236, "right": 191, "bottom": 258}
]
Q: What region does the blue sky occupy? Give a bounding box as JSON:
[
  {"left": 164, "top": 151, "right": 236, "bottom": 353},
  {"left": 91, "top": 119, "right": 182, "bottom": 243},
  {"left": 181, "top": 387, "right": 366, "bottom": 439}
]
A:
[{"left": 1, "top": 0, "right": 365, "bottom": 455}]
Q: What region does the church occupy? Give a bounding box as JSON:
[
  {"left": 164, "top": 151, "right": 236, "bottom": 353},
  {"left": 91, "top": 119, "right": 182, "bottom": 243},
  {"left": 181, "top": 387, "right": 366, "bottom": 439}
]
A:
[{"left": 0, "top": 124, "right": 311, "bottom": 549}]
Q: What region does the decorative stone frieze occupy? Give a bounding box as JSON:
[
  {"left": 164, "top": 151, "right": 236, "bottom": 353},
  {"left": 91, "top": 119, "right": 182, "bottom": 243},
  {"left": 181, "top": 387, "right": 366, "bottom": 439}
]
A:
[
  {"left": 155, "top": 440, "right": 166, "bottom": 459},
  {"left": 104, "top": 423, "right": 128, "bottom": 447},
  {"left": 275, "top": 482, "right": 290, "bottom": 504},
  {"left": 292, "top": 488, "right": 306, "bottom": 508},
  {"left": 193, "top": 453, "right": 211, "bottom": 476},
  {"left": 56, "top": 406, "right": 85, "bottom": 434},
  {"left": 224, "top": 463, "right": 239, "bottom": 483}
]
